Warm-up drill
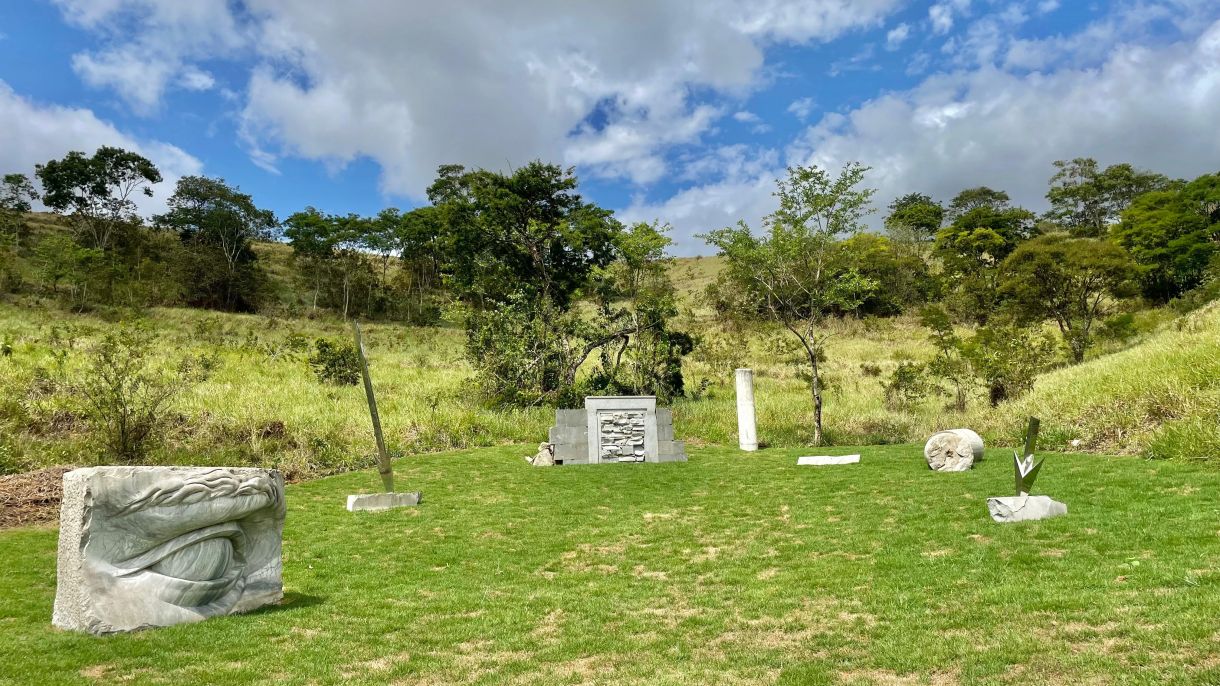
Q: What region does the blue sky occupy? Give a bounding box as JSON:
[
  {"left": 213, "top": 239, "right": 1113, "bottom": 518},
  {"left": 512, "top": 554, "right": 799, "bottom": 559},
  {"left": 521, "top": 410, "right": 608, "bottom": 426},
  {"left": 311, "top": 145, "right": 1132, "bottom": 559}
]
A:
[{"left": 1, "top": 1, "right": 1218, "bottom": 254}]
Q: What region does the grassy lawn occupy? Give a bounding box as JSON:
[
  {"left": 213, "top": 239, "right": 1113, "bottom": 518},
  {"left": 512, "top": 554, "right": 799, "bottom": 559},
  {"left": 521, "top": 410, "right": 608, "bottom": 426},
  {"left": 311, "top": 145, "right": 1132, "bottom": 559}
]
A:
[{"left": 3, "top": 445, "right": 1220, "bottom": 685}]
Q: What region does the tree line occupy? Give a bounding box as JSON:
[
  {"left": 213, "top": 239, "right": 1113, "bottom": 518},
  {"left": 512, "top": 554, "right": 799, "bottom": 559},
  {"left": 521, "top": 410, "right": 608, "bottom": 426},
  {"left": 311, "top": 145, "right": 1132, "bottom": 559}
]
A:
[
  {"left": 706, "top": 158, "right": 1219, "bottom": 442},
  {"left": 1, "top": 146, "right": 1216, "bottom": 426}
]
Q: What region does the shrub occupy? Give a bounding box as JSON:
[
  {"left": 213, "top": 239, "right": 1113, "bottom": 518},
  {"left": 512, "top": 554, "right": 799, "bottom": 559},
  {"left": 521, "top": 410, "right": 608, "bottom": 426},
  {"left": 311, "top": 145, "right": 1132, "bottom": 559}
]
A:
[
  {"left": 882, "top": 361, "right": 933, "bottom": 410},
  {"left": 309, "top": 338, "right": 361, "bottom": 385},
  {"left": 76, "top": 326, "right": 212, "bottom": 463}
]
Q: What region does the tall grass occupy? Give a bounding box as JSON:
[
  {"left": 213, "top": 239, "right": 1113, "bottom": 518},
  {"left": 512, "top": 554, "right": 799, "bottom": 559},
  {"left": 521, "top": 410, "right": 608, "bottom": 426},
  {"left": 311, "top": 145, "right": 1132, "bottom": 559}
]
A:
[{"left": 0, "top": 293, "right": 1216, "bottom": 478}]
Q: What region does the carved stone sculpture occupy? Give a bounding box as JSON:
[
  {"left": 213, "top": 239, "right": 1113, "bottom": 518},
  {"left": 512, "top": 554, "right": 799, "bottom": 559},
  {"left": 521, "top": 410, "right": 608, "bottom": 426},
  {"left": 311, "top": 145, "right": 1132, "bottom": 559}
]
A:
[
  {"left": 53, "top": 466, "right": 286, "bottom": 635},
  {"left": 924, "top": 428, "right": 984, "bottom": 472},
  {"left": 546, "top": 396, "right": 686, "bottom": 465}
]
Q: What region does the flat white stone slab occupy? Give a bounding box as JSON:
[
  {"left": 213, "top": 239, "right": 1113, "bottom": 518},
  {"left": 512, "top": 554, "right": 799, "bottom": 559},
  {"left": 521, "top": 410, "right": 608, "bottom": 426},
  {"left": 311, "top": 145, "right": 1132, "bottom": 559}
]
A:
[
  {"left": 347, "top": 492, "right": 422, "bottom": 512},
  {"left": 797, "top": 454, "right": 861, "bottom": 466},
  {"left": 987, "top": 495, "right": 1067, "bottom": 523}
]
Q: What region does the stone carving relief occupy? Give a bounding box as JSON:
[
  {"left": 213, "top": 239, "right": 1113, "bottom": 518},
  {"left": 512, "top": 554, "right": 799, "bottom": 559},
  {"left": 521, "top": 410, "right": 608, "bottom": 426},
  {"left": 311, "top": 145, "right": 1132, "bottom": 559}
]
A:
[{"left": 53, "top": 466, "right": 286, "bottom": 635}]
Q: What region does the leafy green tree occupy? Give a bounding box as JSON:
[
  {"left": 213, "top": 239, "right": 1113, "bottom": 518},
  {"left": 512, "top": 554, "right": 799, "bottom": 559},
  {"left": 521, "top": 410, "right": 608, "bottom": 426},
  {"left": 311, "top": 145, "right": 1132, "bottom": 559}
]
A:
[
  {"left": 961, "top": 322, "right": 1057, "bottom": 406},
  {"left": 429, "top": 162, "right": 654, "bottom": 405},
  {"left": 36, "top": 146, "right": 162, "bottom": 252},
  {"left": 1183, "top": 172, "right": 1220, "bottom": 224},
  {"left": 390, "top": 206, "right": 446, "bottom": 323},
  {"left": 0, "top": 173, "right": 37, "bottom": 244},
  {"left": 884, "top": 192, "right": 943, "bottom": 243},
  {"left": 427, "top": 161, "right": 620, "bottom": 309},
  {"left": 702, "top": 162, "right": 876, "bottom": 444},
  {"left": 934, "top": 200, "right": 1037, "bottom": 323},
  {"left": 918, "top": 305, "right": 970, "bottom": 412},
  {"left": 833, "top": 233, "right": 932, "bottom": 316},
  {"left": 155, "top": 176, "right": 276, "bottom": 311},
  {"left": 945, "top": 186, "right": 1010, "bottom": 221},
  {"left": 1000, "top": 234, "right": 1140, "bottom": 362},
  {"left": 283, "top": 208, "right": 376, "bottom": 318},
  {"left": 283, "top": 207, "right": 336, "bottom": 312},
  {"left": 1113, "top": 180, "right": 1218, "bottom": 302},
  {"left": 588, "top": 222, "right": 692, "bottom": 401},
  {"left": 1045, "top": 158, "right": 1169, "bottom": 237}
]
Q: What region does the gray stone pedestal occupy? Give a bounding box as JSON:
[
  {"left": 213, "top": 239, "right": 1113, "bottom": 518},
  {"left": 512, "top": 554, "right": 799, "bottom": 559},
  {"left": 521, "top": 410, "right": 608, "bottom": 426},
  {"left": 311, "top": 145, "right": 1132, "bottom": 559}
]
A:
[{"left": 987, "top": 495, "right": 1067, "bottom": 523}]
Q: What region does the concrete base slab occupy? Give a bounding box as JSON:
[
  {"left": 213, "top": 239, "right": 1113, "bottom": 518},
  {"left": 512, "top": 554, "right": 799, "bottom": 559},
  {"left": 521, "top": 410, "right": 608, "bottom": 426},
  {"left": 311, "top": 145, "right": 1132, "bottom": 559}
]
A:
[
  {"left": 347, "top": 492, "right": 422, "bottom": 512},
  {"left": 987, "top": 495, "right": 1067, "bottom": 523},
  {"left": 797, "top": 454, "right": 861, "bottom": 466}
]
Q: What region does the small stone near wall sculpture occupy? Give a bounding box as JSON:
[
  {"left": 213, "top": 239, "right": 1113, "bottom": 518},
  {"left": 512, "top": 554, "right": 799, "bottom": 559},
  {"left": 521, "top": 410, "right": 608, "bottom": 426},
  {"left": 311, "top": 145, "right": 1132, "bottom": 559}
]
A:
[
  {"left": 924, "top": 428, "right": 984, "bottom": 472},
  {"left": 53, "top": 466, "right": 286, "bottom": 635}
]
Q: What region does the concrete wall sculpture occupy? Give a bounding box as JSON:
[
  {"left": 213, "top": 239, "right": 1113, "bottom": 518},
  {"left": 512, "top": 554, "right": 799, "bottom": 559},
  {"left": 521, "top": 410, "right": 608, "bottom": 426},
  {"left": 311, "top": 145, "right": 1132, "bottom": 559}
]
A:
[{"left": 547, "top": 396, "right": 686, "bottom": 465}]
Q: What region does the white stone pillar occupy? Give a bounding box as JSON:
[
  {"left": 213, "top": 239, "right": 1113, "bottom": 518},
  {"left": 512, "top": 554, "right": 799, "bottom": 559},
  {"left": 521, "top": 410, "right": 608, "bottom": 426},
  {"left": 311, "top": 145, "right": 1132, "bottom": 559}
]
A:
[{"left": 735, "top": 368, "right": 758, "bottom": 452}]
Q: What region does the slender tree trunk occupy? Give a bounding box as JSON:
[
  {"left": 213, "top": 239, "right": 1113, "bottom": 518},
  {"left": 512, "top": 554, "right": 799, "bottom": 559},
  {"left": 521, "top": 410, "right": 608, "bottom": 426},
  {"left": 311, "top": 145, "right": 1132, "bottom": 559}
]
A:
[{"left": 810, "top": 351, "right": 824, "bottom": 445}]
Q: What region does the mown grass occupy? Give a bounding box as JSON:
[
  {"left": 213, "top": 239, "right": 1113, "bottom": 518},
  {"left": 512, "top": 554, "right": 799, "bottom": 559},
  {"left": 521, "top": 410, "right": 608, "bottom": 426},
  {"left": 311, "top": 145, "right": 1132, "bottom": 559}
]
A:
[{"left": 2, "top": 445, "right": 1219, "bottom": 684}]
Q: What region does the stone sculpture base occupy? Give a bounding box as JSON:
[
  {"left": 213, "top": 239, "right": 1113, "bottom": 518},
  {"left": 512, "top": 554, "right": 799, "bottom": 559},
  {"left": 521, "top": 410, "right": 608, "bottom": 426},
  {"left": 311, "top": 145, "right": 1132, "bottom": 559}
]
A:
[
  {"left": 987, "top": 495, "right": 1067, "bottom": 523},
  {"left": 54, "top": 466, "right": 285, "bottom": 635},
  {"left": 346, "top": 492, "right": 422, "bottom": 512},
  {"left": 797, "top": 454, "right": 861, "bottom": 466}
]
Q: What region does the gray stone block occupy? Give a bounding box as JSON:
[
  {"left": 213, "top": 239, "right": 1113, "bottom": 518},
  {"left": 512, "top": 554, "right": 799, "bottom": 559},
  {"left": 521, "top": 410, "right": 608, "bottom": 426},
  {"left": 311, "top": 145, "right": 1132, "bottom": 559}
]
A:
[
  {"left": 657, "top": 440, "right": 687, "bottom": 462},
  {"left": 53, "top": 466, "right": 285, "bottom": 635},
  {"left": 987, "top": 495, "right": 1067, "bottom": 523},
  {"left": 549, "top": 425, "right": 587, "bottom": 445},
  {"left": 555, "top": 409, "right": 586, "bottom": 427},
  {"left": 346, "top": 492, "right": 422, "bottom": 511},
  {"left": 553, "top": 441, "right": 588, "bottom": 460}
]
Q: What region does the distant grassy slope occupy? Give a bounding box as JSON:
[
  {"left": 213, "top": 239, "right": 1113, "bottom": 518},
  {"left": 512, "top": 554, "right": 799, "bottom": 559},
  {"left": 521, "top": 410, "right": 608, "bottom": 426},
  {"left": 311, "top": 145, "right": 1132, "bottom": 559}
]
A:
[
  {"left": 967, "top": 302, "right": 1220, "bottom": 461},
  {"left": 667, "top": 254, "right": 725, "bottom": 312},
  {"left": 3, "top": 445, "right": 1220, "bottom": 684},
  {"left": 1, "top": 297, "right": 1216, "bottom": 478}
]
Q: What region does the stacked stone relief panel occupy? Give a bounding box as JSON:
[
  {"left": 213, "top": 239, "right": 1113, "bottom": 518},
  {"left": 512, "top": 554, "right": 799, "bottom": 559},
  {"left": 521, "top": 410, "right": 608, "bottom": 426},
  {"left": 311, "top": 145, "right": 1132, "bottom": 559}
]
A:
[
  {"left": 547, "top": 397, "right": 685, "bottom": 465},
  {"left": 53, "top": 466, "right": 286, "bottom": 635}
]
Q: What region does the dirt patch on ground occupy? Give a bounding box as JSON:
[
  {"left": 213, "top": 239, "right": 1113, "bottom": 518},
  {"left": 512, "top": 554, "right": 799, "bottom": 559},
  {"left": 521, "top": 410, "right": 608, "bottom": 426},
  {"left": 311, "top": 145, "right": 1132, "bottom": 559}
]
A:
[{"left": 0, "top": 466, "right": 73, "bottom": 528}]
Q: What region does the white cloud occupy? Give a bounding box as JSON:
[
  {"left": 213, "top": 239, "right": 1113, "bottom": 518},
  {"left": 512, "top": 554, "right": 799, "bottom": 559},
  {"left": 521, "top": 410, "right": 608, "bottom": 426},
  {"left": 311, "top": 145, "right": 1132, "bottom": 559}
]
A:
[
  {"left": 55, "top": 0, "right": 245, "bottom": 113},
  {"left": 929, "top": 0, "right": 971, "bottom": 35},
  {"left": 787, "top": 96, "right": 816, "bottom": 120},
  {"left": 51, "top": 0, "right": 903, "bottom": 196},
  {"left": 0, "top": 81, "right": 203, "bottom": 216},
  {"left": 625, "top": 14, "right": 1220, "bottom": 253},
  {"left": 733, "top": 111, "right": 762, "bottom": 123},
  {"left": 1036, "top": 0, "right": 1060, "bottom": 14},
  {"left": 886, "top": 23, "right": 911, "bottom": 50}
]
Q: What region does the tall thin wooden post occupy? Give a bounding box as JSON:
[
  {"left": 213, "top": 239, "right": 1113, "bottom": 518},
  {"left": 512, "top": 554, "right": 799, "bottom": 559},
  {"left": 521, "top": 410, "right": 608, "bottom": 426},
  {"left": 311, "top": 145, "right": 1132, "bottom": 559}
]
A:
[{"left": 353, "top": 321, "right": 393, "bottom": 492}]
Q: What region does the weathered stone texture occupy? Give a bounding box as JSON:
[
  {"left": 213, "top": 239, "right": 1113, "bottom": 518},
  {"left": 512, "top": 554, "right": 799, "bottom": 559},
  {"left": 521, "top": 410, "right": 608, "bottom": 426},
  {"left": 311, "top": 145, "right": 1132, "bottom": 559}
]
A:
[
  {"left": 924, "top": 429, "right": 985, "bottom": 472},
  {"left": 987, "top": 495, "right": 1068, "bottom": 523},
  {"left": 346, "top": 491, "right": 422, "bottom": 511},
  {"left": 53, "top": 466, "right": 285, "bottom": 635}
]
